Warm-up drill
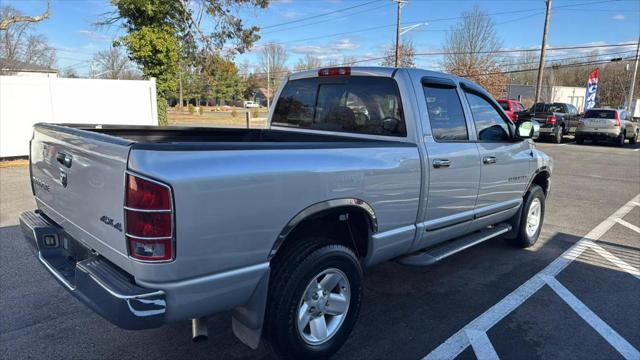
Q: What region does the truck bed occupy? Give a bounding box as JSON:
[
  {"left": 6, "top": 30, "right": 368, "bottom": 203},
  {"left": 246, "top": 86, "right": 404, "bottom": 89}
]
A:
[{"left": 42, "top": 124, "right": 410, "bottom": 150}]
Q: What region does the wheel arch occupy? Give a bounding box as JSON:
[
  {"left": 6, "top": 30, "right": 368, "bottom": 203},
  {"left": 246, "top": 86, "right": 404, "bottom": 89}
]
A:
[
  {"left": 527, "top": 168, "right": 551, "bottom": 196},
  {"left": 269, "top": 198, "right": 378, "bottom": 260}
]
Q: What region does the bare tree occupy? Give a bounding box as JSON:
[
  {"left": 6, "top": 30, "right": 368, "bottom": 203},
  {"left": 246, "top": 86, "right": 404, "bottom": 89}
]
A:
[
  {"left": 441, "top": 6, "right": 505, "bottom": 97},
  {"left": 0, "top": 5, "right": 56, "bottom": 70},
  {"left": 258, "top": 43, "right": 288, "bottom": 88},
  {"left": 340, "top": 56, "right": 358, "bottom": 66},
  {"left": 294, "top": 54, "right": 323, "bottom": 71},
  {"left": 0, "top": 0, "right": 49, "bottom": 30},
  {"left": 92, "top": 47, "right": 140, "bottom": 79},
  {"left": 381, "top": 41, "right": 415, "bottom": 68}
]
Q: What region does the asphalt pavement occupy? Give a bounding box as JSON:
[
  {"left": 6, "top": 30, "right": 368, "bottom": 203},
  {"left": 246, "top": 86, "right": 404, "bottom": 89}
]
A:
[{"left": 1, "top": 139, "right": 639, "bottom": 360}]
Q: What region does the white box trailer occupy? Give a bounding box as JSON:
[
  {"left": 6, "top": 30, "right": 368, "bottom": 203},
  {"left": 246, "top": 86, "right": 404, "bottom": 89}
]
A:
[
  {"left": 630, "top": 99, "right": 640, "bottom": 119},
  {"left": 0, "top": 76, "right": 158, "bottom": 158},
  {"left": 549, "top": 86, "right": 587, "bottom": 113}
]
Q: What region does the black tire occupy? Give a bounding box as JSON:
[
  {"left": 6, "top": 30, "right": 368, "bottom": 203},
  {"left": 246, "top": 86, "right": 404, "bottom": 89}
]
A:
[
  {"left": 553, "top": 126, "right": 563, "bottom": 144},
  {"left": 506, "top": 184, "right": 546, "bottom": 248},
  {"left": 616, "top": 131, "right": 625, "bottom": 147},
  {"left": 630, "top": 130, "right": 638, "bottom": 145},
  {"left": 575, "top": 135, "right": 584, "bottom": 144},
  {"left": 265, "top": 239, "right": 363, "bottom": 359}
]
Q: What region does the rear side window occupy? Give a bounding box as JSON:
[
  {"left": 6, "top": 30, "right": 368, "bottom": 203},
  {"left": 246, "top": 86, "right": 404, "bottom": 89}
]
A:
[
  {"left": 584, "top": 110, "right": 616, "bottom": 119},
  {"left": 423, "top": 85, "right": 468, "bottom": 141},
  {"left": 498, "top": 101, "right": 510, "bottom": 111},
  {"left": 272, "top": 76, "right": 406, "bottom": 136},
  {"left": 465, "top": 92, "right": 511, "bottom": 141}
]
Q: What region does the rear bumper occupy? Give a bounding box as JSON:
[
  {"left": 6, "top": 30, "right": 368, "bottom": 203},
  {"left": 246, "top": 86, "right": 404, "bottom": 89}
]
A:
[
  {"left": 19, "top": 210, "right": 166, "bottom": 330},
  {"left": 576, "top": 129, "right": 620, "bottom": 140}
]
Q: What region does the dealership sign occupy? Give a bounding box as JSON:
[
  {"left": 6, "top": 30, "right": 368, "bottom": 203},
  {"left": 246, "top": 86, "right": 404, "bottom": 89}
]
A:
[{"left": 584, "top": 68, "right": 600, "bottom": 110}]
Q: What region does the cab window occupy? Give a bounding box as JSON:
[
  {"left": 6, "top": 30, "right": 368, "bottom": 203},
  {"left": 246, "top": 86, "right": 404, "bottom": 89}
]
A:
[
  {"left": 465, "top": 92, "right": 511, "bottom": 141},
  {"left": 423, "top": 85, "right": 468, "bottom": 141}
]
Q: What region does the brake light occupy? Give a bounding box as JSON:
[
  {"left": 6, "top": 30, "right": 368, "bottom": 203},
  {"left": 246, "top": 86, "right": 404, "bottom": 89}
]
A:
[
  {"left": 546, "top": 115, "right": 556, "bottom": 125},
  {"left": 613, "top": 111, "right": 621, "bottom": 126},
  {"left": 125, "top": 174, "right": 173, "bottom": 261},
  {"left": 318, "top": 67, "right": 350, "bottom": 77},
  {"left": 513, "top": 114, "right": 519, "bottom": 121}
]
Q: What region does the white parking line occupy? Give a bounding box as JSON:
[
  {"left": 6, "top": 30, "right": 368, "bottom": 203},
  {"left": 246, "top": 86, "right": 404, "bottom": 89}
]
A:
[
  {"left": 585, "top": 240, "right": 640, "bottom": 280},
  {"left": 633, "top": 148, "right": 640, "bottom": 152},
  {"left": 615, "top": 218, "right": 640, "bottom": 234},
  {"left": 543, "top": 276, "right": 640, "bottom": 360},
  {"left": 558, "top": 141, "right": 575, "bottom": 147},
  {"left": 465, "top": 329, "right": 499, "bottom": 360},
  {"left": 422, "top": 194, "right": 640, "bottom": 360}
]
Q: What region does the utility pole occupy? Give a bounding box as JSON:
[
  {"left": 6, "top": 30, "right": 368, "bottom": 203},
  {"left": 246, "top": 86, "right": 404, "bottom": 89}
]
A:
[
  {"left": 627, "top": 36, "right": 640, "bottom": 112},
  {"left": 394, "top": 0, "right": 404, "bottom": 67},
  {"left": 179, "top": 71, "right": 183, "bottom": 113},
  {"left": 534, "top": 0, "right": 552, "bottom": 103},
  {"left": 266, "top": 53, "right": 270, "bottom": 110}
]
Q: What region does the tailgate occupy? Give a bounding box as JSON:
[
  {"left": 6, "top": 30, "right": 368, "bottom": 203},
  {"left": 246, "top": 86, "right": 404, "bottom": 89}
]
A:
[
  {"left": 30, "top": 124, "right": 134, "bottom": 259},
  {"left": 582, "top": 118, "right": 617, "bottom": 129}
]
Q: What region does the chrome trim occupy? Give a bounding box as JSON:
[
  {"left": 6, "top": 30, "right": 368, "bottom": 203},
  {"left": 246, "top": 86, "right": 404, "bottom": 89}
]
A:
[
  {"left": 124, "top": 170, "right": 176, "bottom": 263},
  {"left": 37, "top": 252, "right": 75, "bottom": 291},
  {"left": 124, "top": 206, "right": 171, "bottom": 213},
  {"left": 125, "top": 233, "right": 172, "bottom": 241},
  {"left": 75, "top": 264, "right": 165, "bottom": 300}
]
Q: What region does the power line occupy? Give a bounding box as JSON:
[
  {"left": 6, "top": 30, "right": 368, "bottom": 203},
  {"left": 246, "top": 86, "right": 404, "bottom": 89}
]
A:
[{"left": 260, "top": 0, "right": 382, "bottom": 30}]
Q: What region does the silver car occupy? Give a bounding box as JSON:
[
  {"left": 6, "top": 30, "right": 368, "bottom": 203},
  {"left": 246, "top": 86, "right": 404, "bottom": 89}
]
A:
[{"left": 576, "top": 108, "right": 639, "bottom": 146}]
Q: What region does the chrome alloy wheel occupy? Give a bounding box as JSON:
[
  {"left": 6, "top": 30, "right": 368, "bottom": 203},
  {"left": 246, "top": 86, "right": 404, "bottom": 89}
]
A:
[
  {"left": 526, "top": 198, "right": 542, "bottom": 238},
  {"left": 296, "top": 268, "right": 350, "bottom": 345}
]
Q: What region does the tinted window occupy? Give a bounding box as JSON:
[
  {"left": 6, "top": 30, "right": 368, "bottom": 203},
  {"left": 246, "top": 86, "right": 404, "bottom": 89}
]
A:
[
  {"left": 465, "top": 92, "right": 511, "bottom": 141},
  {"left": 532, "top": 103, "right": 564, "bottom": 112},
  {"left": 498, "top": 101, "right": 510, "bottom": 111},
  {"left": 584, "top": 110, "right": 616, "bottom": 119},
  {"left": 423, "top": 85, "right": 468, "bottom": 141},
  {"left": 272, "top": 76, "right": 406, "bottom": 136}
]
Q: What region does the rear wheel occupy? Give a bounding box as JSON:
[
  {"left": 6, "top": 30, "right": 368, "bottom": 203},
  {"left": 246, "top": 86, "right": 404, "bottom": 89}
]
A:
[
  {"left": 553, "top": 126, "right": 563, "bottom": 144},
  {"left": 630, "top": 130, "right": 638, "bottom": 145},
  {"left": 506, "top": 184, "right": 545, "bottom": 248},
  {"left": 616, "top": 131, "right": 625, "bottom": 147},
  {"left": 265, "top": 239, "right": 363, "bottom": 359},
  {"left": 575, "top": 134, "right": 584, "bottom": 144}
]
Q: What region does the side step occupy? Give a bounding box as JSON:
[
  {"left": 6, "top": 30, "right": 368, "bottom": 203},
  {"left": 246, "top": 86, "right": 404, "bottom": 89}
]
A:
[{"left": 397, "top": 223, "right": 512, "bottom": 267}]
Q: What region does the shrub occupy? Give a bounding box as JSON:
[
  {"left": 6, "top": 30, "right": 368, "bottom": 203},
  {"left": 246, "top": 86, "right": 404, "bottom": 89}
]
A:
[
  {"left": 157, "top": 98, "right": 168, "bottom": 126},
  {"left": 188, "top": 104, "right": 195, "bottom": 114},
  {"left": 251, "top": 108, "right": 260, "bottom": 119},
  {"left": 198, "top": 106, "right": 204, "bottom": 115},
  {"left": 231, "top": 109, "right": 239, "bottom": 118}
]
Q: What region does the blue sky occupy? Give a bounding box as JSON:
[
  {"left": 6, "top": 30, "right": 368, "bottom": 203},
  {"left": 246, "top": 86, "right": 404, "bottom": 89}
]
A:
[{"left": 6, "top": 0, "right": 640, "bottom": 75}]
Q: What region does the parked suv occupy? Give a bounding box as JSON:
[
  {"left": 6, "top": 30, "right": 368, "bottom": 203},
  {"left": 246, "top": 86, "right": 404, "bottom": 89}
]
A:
[
  {"left": 576, "top": 108, "right": 639, "bottom": 146},
  {"left": 516, "top": 102, "right": 581, "bottom": 143},
  {"left": 20, "top": 67, "right": 551, "bottom": 359}
]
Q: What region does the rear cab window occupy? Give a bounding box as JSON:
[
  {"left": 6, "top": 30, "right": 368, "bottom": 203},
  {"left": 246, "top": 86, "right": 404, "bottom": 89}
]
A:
[
  {"left": 272, "top": 76, "right": 406, "bottom": 137},
  {"left": 498, "top": 100, "right": 510, "bottom": 111}
]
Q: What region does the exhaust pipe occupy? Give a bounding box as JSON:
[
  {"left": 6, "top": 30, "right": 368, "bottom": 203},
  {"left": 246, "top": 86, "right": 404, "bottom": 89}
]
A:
[{"left": 192, "top": 317, "right": 208, "bottom": 342}]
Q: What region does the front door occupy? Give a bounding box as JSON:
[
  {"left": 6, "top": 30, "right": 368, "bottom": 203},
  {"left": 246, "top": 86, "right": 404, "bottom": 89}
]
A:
[
  {"left": 462, "top": 90, "right": 531, "bottom": 218},
  {"left": 415, "top": 77, "right": 481, "bottom": 250}
]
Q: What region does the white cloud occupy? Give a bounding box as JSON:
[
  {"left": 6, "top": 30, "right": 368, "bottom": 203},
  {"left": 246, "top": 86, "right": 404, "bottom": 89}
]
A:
[
  {"left": 280, "top": 10, "right": 301, "bottom": 19},
  {"left": 290, "top": 38, "right": 360, "bottom": 58},
  {"left": 78, "top": 30, "right": 110, "bottom": 42},
  {"left": 612, "top": 14, "right": 625, "bottom": 21}
]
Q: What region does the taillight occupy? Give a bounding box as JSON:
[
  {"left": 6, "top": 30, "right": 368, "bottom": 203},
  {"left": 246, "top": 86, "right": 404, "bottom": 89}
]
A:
[
  {"left": 513, "top": 114, "right": 519, "bottom": 121},
  {"left": 318, "top": 67, "right": 350, "bottom": 77},
  {"left": 546, "top": 115, "right": 556, "bottom": 125},
  {"left": 613, "top": 111, "right": 621, "bottom": 126},
  {"left": 125, "top": 174, "right": 173, "bottom": 261}
]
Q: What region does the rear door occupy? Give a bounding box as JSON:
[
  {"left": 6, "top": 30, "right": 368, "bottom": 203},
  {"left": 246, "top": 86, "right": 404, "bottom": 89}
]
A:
[
  {"left": 415, "top": 77, "right": 481, "bottom": 249},
  {"left": 30, "top": 125, "right": 133, "bottom": 260},
  {"left": 461, "top": 87, "right": 530, "bottom": 221}
]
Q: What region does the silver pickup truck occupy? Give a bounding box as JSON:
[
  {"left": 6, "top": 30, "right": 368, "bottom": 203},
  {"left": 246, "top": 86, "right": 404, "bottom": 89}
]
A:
[{"left": 20, "top": 67, "right": 551, "bottom": 359}]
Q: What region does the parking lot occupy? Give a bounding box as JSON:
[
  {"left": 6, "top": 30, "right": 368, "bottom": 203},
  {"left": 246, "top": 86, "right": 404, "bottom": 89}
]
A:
[{"left": 1, "top": 139, "right": 639, "bottom": 360}]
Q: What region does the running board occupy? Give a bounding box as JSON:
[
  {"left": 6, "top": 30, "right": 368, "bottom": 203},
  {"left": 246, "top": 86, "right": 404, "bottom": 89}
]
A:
[{"left": 397, "top": 223, "right": 512, "bottom": 267}]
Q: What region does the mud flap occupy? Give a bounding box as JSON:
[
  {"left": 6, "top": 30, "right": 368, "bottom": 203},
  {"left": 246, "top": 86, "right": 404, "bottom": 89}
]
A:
[
  {"left": 231, "top": 267, "right": 270, "bottom": 349},
  {"left": 504, "top": 201, "right": 524, "bottom": 240}
]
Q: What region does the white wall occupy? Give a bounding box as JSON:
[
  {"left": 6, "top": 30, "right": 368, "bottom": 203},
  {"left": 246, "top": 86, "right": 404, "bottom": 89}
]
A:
[
  {"left": 551, "top": 86, "right": 587, "bottom": 113},
  {"left": 0, "top": 76, "right": 158, "bottom": 157}
]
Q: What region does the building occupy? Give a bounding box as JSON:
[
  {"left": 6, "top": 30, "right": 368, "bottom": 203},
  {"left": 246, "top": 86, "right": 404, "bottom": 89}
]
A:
[
  {"left": 506, "top": 84, "right": 587, "bottom": 112},
  {"left": 0, "top": 59, "right": 58, "bottom": 78}
]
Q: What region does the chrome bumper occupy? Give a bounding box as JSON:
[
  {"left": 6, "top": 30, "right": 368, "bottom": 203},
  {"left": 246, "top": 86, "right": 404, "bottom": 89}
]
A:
[{"left": 19, "top": 210, "right": 166, "bottom": 330}]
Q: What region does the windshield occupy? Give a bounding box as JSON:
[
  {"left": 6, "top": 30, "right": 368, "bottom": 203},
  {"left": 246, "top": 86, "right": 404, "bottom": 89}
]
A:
[
  {"left": 272, "top": 76, "right": 406, "bottom": 136},
  {"left": 498, "top": 101, "right": 510, "bottom": 111}
]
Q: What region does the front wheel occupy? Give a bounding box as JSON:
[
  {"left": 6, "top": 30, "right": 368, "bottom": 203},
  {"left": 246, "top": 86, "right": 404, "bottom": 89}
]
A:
[
  {"left": 265, "top": 240, "right": 363, "bottom": 359},
  {"left": 506, "top": 184, "right": 546, "bottom": 248}
]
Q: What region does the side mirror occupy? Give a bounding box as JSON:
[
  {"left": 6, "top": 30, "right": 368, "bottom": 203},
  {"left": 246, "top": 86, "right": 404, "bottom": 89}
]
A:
[{"left": 516, "top": 120, "right": 537, "bottom": 139}]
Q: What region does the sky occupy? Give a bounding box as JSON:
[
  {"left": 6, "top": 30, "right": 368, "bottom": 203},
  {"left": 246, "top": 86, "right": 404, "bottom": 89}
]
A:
[{"left": 5, "top": 0, "right": 640, "bottom": 76}]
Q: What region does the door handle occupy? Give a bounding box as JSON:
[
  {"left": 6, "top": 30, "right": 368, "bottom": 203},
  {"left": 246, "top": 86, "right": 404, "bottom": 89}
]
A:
[
  {"left": 483, "top": 156, "right": 497, "bottom": 165},
  {"left": 56, "top": 152, "right": 72, "bottom": 168},
  {"left": 433, "top": 159, "right": 451, "bottom": 168}
]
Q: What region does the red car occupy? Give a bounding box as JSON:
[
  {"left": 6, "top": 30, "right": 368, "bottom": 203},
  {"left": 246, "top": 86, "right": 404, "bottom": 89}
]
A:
[{"left": 497, "top": 99, "right": 525, "bottom": 122}]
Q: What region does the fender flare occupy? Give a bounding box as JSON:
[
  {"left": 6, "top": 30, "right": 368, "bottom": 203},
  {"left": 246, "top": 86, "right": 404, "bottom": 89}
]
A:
[{"left": 268, "top": 198, "right": 378, "bottom": 259}]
